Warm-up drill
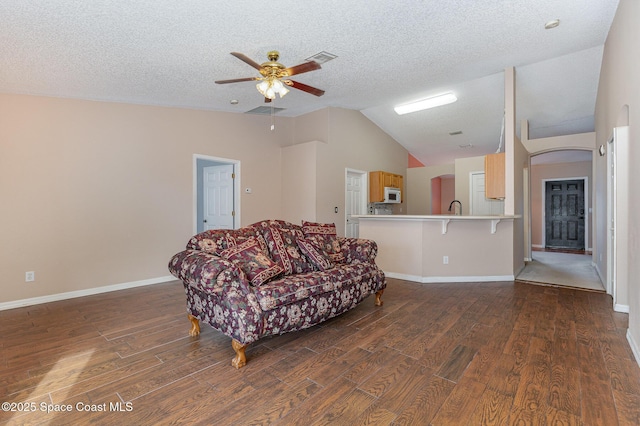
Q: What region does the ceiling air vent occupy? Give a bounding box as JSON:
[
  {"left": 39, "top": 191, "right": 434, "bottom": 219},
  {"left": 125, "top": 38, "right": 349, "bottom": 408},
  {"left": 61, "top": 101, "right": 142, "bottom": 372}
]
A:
[
  {"left": 305, "top": 51, "right": 337, "bottom": 64},
  {"left": 245, "top": 106, "right": 286, "bottom": 115}
]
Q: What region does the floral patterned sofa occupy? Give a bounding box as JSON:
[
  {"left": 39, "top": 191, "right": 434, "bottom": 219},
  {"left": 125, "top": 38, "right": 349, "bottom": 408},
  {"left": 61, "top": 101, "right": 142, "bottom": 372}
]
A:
[{"left": 168, "top": 219, "right": 386, "bottom": 368}]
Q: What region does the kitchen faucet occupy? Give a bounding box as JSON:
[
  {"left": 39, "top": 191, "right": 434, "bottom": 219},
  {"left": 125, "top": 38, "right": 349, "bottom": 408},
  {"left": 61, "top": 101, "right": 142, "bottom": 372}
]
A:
[{"left": 448, "top": 200, "right": 462, "bottom": 215}]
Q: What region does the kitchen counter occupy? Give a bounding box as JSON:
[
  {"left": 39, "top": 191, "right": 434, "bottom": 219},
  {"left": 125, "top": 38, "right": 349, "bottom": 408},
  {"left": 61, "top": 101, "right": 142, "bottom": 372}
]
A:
[
  {"left": 353, "top": 214, "right": 523, "bottom": 283},
  {"left": 352, "top": 214, "right": 520, "bottom": 234}
]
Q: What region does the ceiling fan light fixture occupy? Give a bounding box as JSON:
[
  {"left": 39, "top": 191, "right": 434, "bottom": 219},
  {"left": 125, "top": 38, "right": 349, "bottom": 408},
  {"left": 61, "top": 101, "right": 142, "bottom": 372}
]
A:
[
  {"left": 257, "top": 80, "right": 270, "bottom": 95},
  {"left": 256, "top": 77, "right": 289, "bottom": 99},
  {"left": 394, "top": 92, "right": 457, "bottom": 115},
  {"left": 278, "top": 85, "right": 290, "bottom": 97}
]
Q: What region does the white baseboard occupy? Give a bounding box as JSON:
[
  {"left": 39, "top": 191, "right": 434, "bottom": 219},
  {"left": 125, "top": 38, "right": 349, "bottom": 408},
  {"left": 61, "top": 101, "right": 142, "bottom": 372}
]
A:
[
  {"left": 384, "top": 271, "right": 514, "bottom": 283},
  {"left": 0, "top": 275, "right": 176, "bottom": 311},
  {"left": 627, "top": 329, "right": 640, "bottom": 367},
  {"left": 614, "top": 303, "right": 629, "bottom": 313}
]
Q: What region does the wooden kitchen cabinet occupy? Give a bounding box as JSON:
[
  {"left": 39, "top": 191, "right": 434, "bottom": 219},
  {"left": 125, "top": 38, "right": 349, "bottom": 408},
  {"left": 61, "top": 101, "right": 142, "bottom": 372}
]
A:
[
  {"left": 484, "top": 153, "right": 505, "bottom": 199},
  {"left": 369, "top": 171, "right": 403, "bottom": 202}
]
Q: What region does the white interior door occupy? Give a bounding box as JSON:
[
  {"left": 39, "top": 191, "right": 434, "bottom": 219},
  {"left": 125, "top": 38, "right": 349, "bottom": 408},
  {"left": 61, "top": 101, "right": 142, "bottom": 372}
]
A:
[
  {"left": 346, "top": 170, "right": 367, "bottom": 238},
  {"left": 470, "top": 172, "right": 504, "bottom": 215},
  {"left": 203, "top": 164, "right": 234, "bottom": 230}
]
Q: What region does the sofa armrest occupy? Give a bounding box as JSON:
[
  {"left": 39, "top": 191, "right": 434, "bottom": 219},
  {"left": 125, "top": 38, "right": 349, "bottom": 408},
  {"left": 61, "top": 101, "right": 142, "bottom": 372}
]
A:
[
  {"left": 339, "top": 237, "right": 379, "bottom": 264},
  {"left": 168, "top": 250, "right": 252, "bottom": 296}
]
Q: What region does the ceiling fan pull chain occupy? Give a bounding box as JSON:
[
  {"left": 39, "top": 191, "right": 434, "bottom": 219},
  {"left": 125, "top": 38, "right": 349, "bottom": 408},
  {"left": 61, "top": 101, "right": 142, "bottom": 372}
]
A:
[{"left": 270, "top": 104, "right": 275, "bottom": 131}]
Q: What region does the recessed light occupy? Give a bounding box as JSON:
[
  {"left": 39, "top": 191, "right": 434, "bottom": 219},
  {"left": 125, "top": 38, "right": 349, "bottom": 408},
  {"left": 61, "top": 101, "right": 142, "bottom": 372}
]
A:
[
  {"left": 394, "top": 92, "right": 457, "bottom": 115},
  {"left": 230, "top": 99, "right": 239, "bottom": 105},
  {"left": 545, "top": 19, "right": 560, "bottom": 29}
]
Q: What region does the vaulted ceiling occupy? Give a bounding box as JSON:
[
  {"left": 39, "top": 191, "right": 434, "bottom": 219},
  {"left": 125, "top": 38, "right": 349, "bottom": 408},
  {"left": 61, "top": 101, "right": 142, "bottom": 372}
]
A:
[{"left": 0, "top": 0, "right": 619, "bottom": 165}]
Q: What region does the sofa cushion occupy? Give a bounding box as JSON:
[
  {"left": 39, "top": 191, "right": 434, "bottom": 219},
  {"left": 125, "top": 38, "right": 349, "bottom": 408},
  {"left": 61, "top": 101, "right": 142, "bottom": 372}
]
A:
[
  {"left": 219, "top": 236, "right": 284, "bottom": 286},
  {"left": 301, "top": 221, "right": 345, "bottom": 263},
  {"left": 252, "top": 263, "right": 380, "bottom": 311},
  {"left": 263, "top": 226, "right": 314, "bottom": 275},
  {"left": 297, "top": 238, "right": 334, "bottom": 271}
]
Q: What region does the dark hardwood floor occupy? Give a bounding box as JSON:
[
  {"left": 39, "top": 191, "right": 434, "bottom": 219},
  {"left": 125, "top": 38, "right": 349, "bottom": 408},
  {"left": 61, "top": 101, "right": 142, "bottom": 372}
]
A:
[{"left": 1, "top": 278, "right": 639, "bottom": 425}]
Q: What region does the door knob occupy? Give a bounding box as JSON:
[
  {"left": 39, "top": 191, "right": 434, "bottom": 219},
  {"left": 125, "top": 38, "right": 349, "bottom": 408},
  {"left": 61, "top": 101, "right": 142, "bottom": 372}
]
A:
[{"left": 203, "top": 219, "right": 208, "bottom": 223}]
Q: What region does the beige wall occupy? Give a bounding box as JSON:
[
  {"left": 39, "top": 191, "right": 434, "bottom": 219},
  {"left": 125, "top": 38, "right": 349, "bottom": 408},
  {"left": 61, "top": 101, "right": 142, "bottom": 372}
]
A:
[
  {"left": 406, "top": 164, "right": 455, "bottom": 214},
  {"left": 317, "top": 108, "right": 408, "bottom": 233},
  {"left": 431, "top": 177, "right": 442, "bottom": 214},
  {"left": 0, "top": 95, "right": 406, "bottom": 306},
  {"left": 281, "top": 141, "right": 319, "bottom": 224},
  {"left": 530, "top": 161, "right": 593, "bottom": 249},
  {"left": 595, "top": 0, "right": 640, "bottom": 359},
  {"left": 440, "top": 177, "right": 455, "bottom": 213},
  {"left": 0, "top": 94, "right": 291, "bottom": 304},
  {"left": 523, "top": 130, "right": 596, "bottom": 154},
  {"left": 280, "top": 107, "right": 409, "bottom": 235},
  {"left": 454, "top": 156, "right": 485, "bottom": 215}
]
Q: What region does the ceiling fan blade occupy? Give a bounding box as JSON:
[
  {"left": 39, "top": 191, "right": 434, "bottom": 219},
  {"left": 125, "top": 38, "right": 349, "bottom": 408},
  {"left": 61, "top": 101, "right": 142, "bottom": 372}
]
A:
[
  {"left": 215, "top": 77, "right": 258, "bottom": 84},
  {"left": 230, "top": 52, "right": 263, "bottom": 70},
  {"left": 284, "top": 61, "right": 321, "bottom": 77},
  {"left": 287, "top": 80, "right": 325, "bottom": 97}
]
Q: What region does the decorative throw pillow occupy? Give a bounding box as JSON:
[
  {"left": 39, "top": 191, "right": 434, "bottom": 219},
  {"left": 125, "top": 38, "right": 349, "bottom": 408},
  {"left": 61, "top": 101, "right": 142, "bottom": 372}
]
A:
[
  {"left": 263, "top": 226, "right": 314, "bottom": 275},
  {"left": 219, "top": 236, "right": 284, "bottom": 286},
  {"left": 301, "top": 221, "right": 345, "bottom": 263},
  {"left": 297, "top": 238, "right": 334, "bottom": 271},
  {"left": 224, "top": 228, "right": 264, "bottom": 251}
]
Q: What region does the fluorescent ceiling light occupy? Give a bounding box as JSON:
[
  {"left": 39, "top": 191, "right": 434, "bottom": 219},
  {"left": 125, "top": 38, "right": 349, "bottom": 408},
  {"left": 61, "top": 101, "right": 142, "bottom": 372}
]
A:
[{"left": 394, "top": 92, "right": 457, "bottom": 115}]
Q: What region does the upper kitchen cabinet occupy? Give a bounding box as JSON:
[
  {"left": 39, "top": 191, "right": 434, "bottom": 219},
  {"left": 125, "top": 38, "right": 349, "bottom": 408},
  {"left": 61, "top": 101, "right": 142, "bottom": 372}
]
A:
[
  {"left": 370, "top": 171, "right": 403, "bottom": 202},
  {"left": 484, "top": 153, "right": 505, "bottom": 199}
]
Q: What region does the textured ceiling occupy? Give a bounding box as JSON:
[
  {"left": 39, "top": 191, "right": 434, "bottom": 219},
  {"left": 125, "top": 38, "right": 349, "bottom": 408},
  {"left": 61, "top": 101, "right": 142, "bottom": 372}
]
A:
[{"left": 0, "top": 0, "right": 619, "bottom": 166}]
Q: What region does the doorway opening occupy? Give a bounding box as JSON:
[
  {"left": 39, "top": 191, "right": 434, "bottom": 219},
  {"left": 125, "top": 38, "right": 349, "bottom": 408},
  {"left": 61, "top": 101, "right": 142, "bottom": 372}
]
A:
[
  {"left": 345, "top": 169, "right": 368, "bottom": 238},
  {"left": 430, "top": 174, "right": 454, "bottom": 214},
  {"left": 193, "top": 155, "right": 241, "bottom": 234},
  {"left": 521, "top": 149, "right": 598, "bottom": 292}
]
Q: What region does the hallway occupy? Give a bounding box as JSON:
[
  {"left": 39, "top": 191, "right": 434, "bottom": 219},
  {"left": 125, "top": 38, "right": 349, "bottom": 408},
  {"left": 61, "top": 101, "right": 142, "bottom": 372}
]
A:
[{"left": 517, "top": 251, "right": 605, "bottom": 292}]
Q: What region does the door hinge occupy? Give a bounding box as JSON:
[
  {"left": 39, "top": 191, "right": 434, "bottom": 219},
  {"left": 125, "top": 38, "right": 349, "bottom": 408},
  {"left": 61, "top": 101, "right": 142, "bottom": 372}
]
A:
[
  {"left": 232, "top": 173, "right": 235, "bottom": 179},
  {"left": 232, "top": 211, "right": 235, "bottom": 217}
]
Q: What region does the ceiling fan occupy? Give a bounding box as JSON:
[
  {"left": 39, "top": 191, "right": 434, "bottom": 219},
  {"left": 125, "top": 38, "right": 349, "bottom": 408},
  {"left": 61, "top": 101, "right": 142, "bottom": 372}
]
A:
[{"left": 215, "top": 51, "right": 325, "bottom": 102}]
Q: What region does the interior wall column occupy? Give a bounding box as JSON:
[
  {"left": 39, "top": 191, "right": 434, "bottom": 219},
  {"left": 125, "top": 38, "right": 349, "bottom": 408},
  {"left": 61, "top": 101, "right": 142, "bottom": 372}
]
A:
[{"left": 504, "top": 66, "right": 516, "bottom": 215}]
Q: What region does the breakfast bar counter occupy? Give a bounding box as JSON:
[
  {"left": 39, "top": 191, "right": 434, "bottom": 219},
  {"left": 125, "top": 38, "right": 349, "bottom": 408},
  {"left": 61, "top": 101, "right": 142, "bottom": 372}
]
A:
[{"left": 353, "top": 215, "right": 522, "bottom": 283}]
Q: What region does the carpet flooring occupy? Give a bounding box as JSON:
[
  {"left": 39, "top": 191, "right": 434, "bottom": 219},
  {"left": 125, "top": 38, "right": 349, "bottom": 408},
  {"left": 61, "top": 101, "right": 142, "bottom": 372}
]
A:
[{"left": 516, "top": 251, "right": 605, "bottom": 292}]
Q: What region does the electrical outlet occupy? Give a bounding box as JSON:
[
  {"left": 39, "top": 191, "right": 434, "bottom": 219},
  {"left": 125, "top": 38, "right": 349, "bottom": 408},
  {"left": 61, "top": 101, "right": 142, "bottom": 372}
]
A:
[
  {"left": 25, "top": 271, "right": 35, "bottom": 282},
  {"left": 443, "top": 256, "right": 449, "bottom": 265}
]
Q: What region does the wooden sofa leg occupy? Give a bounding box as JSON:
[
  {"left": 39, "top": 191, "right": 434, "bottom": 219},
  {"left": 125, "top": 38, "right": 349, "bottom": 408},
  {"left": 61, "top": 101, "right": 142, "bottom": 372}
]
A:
[
  {"left": 375, "top": 290, "right": 384, "bottom": 307},
  {"left": 188, "top": 314, "right": 200, "bottom": 337},
  {"left": 231, "top": 339, "right": 248, "bottom": 369}
]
